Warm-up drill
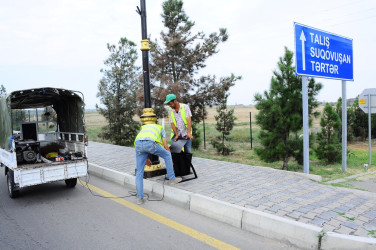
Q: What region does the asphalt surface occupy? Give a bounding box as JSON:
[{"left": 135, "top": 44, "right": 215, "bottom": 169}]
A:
[
  {"left": 88, "top": 141, "right": 376, "bottom": 239},
  {"left": 1, "top": 173, "right": 297, "bottom": 250}
]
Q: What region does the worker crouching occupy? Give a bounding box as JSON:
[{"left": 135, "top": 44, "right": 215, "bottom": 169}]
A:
[{"left": 134, "top": 108, "right": 182, "bottom": 205}]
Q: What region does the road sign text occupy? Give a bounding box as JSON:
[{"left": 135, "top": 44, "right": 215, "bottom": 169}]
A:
[{"left": 295, "top": 23, "right": 353, "bottom": 80}]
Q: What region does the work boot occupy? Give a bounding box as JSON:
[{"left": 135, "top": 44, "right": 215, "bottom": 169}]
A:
[
  {"left": 169, "top": 177, "right": 182, "bottom": 185},
  {"left": 137, "top": 198, "right": 146, "bottom": 205}
]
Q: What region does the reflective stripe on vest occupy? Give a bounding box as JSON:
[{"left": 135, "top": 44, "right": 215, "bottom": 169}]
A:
[
  {"left": 134, "top": 124, "right": 163, "bottom": 146},
  {"left": 169, "top": 103, "right": 188, "bottom": 139}
]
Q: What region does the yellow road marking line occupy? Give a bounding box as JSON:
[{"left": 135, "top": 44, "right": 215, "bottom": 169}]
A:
[{"left": 78, "top": 180, "right": 239, "bottom": 250}]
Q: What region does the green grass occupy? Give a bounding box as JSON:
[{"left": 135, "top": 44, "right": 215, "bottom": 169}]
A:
[
  {"left": 86, "top": 125, "right": 110, "bottom": 143},
  {"left": 87, "top": 117, "right": 376, "bottom": 183},
  {"left": 192, "top": 123, "right": 376, "bottom": 182},
  {"left": 335, "top": 212, "right": 355, "bottom": 221}
]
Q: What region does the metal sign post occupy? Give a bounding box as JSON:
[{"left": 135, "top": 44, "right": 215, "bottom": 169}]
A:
[
  {"left": 295, "top": 22, "right": 354, "bottom": 173},
  {"left": 368, "top": 94, "right": 371, "bottom": 166},
  {"left": 250, "top": 112, "right": 253, "bottom": 150},
  {"left": 342, "top": 80, "right": 347, "bottom": 172},
  {"left": 302, "top": 76, "right": 309, "bottom": 174},
  {"left": 359, "top": 88, "right": 376, "bottom": 166}
]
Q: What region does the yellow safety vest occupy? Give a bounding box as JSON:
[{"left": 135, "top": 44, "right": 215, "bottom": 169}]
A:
[
  {"left": 134, "top": 124, "right": 163, "bottom": 146},
  {"left": 169, "top": 103, "right": 189, "bottom": 139}
]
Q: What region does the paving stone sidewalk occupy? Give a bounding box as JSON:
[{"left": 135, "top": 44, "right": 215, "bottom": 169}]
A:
[{"left": 88, "top": 141, "right": 376, "bottom": 238}]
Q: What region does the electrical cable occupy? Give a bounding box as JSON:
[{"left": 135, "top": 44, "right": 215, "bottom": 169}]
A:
[{"left": 75, "top": 160, "right": 166, "bottom": 202}]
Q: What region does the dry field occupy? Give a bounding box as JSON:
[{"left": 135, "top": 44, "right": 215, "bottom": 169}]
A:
[
  {"left": 85, "top": 111, "right": 108, "bottom": 126},
  {"left": 85, "top": 105, "right": 370, "bottom": 152},
  {"left": 85, "top": 105, "right": 329, "bottom": 131},
  {"left": 84, "top": 106, "right": 258, "bottom": 127}
]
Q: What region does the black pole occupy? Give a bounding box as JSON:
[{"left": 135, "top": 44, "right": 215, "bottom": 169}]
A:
[
  {"left": 250, "top": 112, "right": 253, "bottom": 149},
  {"left": 203, "top": 109, "right": 206, "bottom": 149},
  {"left": 137, "top": 0, "right": 159, "bottom": 165},
  {"left": 139, "top": 0, "right": 151, "bottom": 108}
]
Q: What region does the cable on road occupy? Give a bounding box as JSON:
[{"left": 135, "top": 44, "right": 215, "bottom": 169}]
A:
[{"left": 76, "top": 161, "right": 167, "bottom": 202}]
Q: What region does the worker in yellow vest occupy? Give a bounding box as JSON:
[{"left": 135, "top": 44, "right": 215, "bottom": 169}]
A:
[
  {"left": 164, "top": 94, "right": 193, "bottom": 153},
  {"left": 134, "top": 120, "right": 182, "bottom": 205}
]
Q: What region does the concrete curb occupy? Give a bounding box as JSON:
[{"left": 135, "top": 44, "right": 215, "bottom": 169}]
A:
[
  {"left": 154, "top": 184, "right": 192, "bottom": 209},
  {"left": 292, "top": 171, "right": 322, "bottom": 182},
  {"left": 242, "top": 208, "right": 321, "bottom": 249},
  {"left": 326, "top": 171, "right": 376, "bottom": 184},
  {"left": 88, "top": 162, "right": 376, "bottom": 250},
  {"left": 190, "top": 194, "right": 245, "bottom": 228},
  {"left": 321, "top": 232, "right": 376, "bottom": 250},
  {"left": 89, "top": 163, "right": 125, "bottom": 185}
]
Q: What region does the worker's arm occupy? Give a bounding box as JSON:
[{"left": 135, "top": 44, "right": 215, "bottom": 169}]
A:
[
  {"left": 162, "top": 137, "right": 170, "bottom": 152},
  {"left": 186, "top": 116, "right": 193, "bottom": 140},
  {"left": 170, "top": 123, "right": 179, "bottom": 141}
]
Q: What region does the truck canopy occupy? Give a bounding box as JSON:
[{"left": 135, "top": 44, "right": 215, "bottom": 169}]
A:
[
  {"left": 0, "top": 88, "right": 85, "bottom": 150},
  {"left": 0, "top": 97, "right": 12, "bottom": 150}
]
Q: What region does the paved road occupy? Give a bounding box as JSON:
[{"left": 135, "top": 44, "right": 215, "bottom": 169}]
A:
[
  {"left": 88, "top": 141, "right": 376, "bottom": 239},
  {"left": 0, "top": 171, "right": 297, "bottom": 250}
]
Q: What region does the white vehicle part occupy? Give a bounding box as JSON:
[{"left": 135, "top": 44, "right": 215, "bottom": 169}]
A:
[
  {"left": 13, "top": 161, "right": 87, "bottom": 188},
  {"left": 0, "top": 148, "right": 17, "bottom": 169}
]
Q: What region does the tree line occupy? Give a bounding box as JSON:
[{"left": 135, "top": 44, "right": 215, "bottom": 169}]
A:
[
  {"left": 96, "top": 0, "right": 374, "bottom": 171},
  {"left": 96, "top": 0, "right": 240, "bottom": 146}
]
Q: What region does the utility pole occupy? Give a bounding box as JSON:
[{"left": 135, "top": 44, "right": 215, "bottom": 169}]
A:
[
  {"left": 137, "top": 0, "right": 151, "bottom": 108},
  {"left": 136, "top": 0, "right": 163, "bottom": 176}
]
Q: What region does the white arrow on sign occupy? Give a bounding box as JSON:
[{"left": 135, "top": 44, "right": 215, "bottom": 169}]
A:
[{"left": 300, "top": 31, "right": 306, "bottom": 70}]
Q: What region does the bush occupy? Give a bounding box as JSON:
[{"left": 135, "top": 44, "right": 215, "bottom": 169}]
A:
[
  {"left": 315, "top": 103, "right": 342, "bottom": 163},
  {"left": 210, "top": 137, "right": 235, "bottom": 156},
  {"left": 192, "top": 122, "right": 201, "bottom": 149}
]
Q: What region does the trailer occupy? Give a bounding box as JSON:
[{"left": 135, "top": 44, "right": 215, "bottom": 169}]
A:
[{"left": 0, "top": 88, "right": 88, "bottom": 198}]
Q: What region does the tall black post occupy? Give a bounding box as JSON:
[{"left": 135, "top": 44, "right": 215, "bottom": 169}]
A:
[
  {"left": 250, "top": 112, "right": 253, "bottom": 150},
  {"left": 139, "top": 0, "right": 151, "bottom": 108},
  {"left": 137, "top": 0, "right": 161, "bottom": 168},
  {"left": 203, "top": 109, "right": 206, "bottom": 149}
]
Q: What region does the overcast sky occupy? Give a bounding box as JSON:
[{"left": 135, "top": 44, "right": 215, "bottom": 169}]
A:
[{"left": 1, "top": 0, "right": 375, "bottom": 109}]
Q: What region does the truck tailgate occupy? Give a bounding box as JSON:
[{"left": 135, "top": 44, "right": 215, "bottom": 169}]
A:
[{"left": 14, "top": 160, "right": 88, "bottom": 188}]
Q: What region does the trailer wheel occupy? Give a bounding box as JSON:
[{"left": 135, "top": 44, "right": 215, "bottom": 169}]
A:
[
  {"left": 65, "top": 178, "right": 77, "bottom": 188},
  {"left": 7, "top": 169, "right": 20, "bottom": 198}
]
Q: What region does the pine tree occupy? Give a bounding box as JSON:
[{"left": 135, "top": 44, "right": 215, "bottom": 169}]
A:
[
  {"left": 0, "top": 84, "right": 6, "bottom": 97},
  {"left": 145, "top": 0, "right": 241, "bottom": 147},
  {"left": 315, "top": 103, "right": 342, "bottom": 163},
  {"left": 350, "top": 96, "right": 369, "bottom": 139},
  {"left": 335, "top": 96, "right": 356, "bottom": 142},
  {"left": 96, "top": 37, "right": 140, "bottom": 146},
  {"left": 211, "top": 93, "right": 236, "bottom": 155},
  {"left": 254, "top": 47, "right": 322, "bottom": 170}
]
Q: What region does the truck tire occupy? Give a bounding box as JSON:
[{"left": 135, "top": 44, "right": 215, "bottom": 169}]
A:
[
  {"left": 65, "top": 178, "right": 77, "bottom": 188},
  {"left": 7, "top": 169, "right": 20, "bottom": 198}
]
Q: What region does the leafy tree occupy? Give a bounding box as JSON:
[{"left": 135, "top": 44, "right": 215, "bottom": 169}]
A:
[
  {"left": 96, "top": 37, "right": 140, "bottom": 146},
  {"left": 315, "top": 103, "right": 342, "bottom": 163},
  {"left": 335, "top": 97, "right": 342, "bottom": 119},
  {"left": 144, "top": 0, "right": 241, "bottom": 146},
  {"left": 347, "top": 105, "right": 356, "bottom": 142},
  {"left": 350, "top": 96, "right": 368, "bottom": 139},
  {"left": 254, "top": 47, "right": 322, "bottom": 170},
  {"left": 211, "top": 93, "right": 236, "bottom": 155},
  {"left": 335, "top": 97, "right": 356, "bottom": 142},
  {"left": 350, "top": 95, "right": 376, "bottom": 140},
  {"left": 0, "top": 84, "right": 6, "bottom": 97}
]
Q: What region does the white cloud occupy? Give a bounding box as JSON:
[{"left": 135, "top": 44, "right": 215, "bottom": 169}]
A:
[{"left": 0, "top": 0, "right": 375, "bottom": 108}]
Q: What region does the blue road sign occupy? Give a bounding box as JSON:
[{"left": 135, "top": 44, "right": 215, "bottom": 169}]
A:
[{"left": 294, "top": 22, "right": 353, "bottom": 81}]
